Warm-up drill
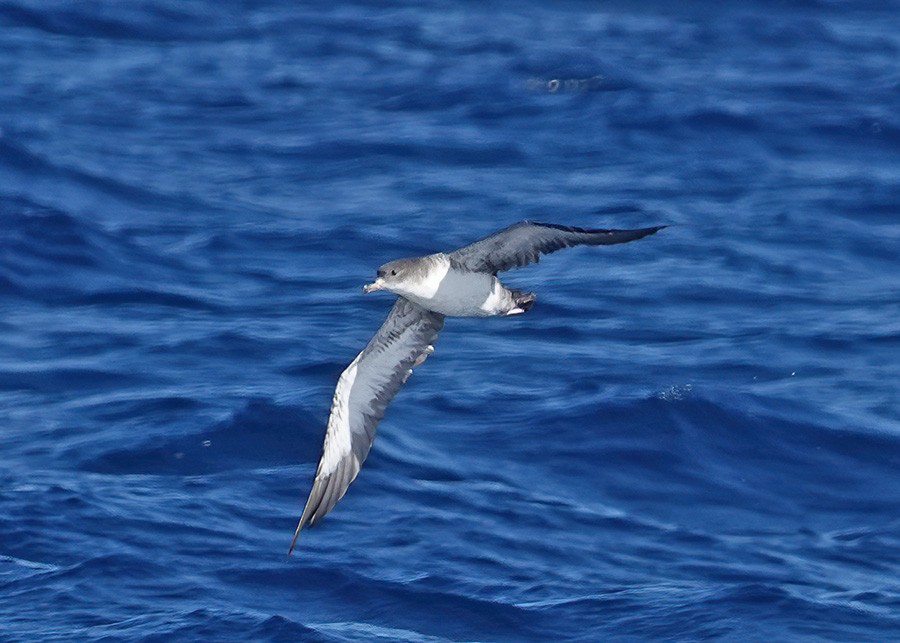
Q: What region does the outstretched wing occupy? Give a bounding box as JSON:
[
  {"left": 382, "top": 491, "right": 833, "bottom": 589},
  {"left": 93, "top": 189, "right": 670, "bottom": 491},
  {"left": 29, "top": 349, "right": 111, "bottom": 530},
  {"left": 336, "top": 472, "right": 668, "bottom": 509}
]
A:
[
  {"left": 289, "top": 297, "right": 444, "bottom": 553},
  {"left": 448, "top": 221, "right": 666, "bottom": 273}
]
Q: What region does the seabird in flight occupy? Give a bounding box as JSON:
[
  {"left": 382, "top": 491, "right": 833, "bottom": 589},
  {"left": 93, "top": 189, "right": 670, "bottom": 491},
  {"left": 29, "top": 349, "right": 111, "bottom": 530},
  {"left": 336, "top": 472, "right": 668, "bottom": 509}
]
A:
[{"left": 289, "top": 221, "right": 665, "bottom": 553}]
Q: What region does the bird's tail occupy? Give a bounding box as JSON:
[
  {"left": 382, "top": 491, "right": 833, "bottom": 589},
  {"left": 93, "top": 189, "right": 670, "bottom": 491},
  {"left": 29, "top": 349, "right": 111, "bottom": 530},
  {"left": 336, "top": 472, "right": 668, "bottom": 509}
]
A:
[{"left": 506, "top": 289, "right": 536, "bottom": 315}]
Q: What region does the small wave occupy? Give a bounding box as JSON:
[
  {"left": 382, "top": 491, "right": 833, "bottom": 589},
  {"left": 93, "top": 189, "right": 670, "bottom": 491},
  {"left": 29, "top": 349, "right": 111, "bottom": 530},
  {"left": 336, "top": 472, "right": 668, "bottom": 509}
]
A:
[
  {"left": 0, "top": 366, "right": 149, "bottom": 394},
  {"left": 0, "top": 554, "right": 58, "bottom": 583},
  {"left": 463, "top": 391, "right": 900, "bottom": 533},
  {"left": 0, "top": 1, "right": 251, "bottom": 42},
  {"left": 220, "top": 563, "right": 552, "bottom": 641},
  {"left": 273, "top": 138, "right": 527, "bottom": 168},
  {"left": 82, "top": 398, "right": 322, "bottom": 475},
  {"left": 0, "top": 137, "right": 186, "bottom": 210},
  {"left": 0, "top": 195, "right": 221, "bottom": 309},
  {"left": 85, "top": 608, "right": 323, "bottom": 641},
  {"left": 811, "top": 117, "right": 900, "bottom": 149},
  {"left": 69, "top": 288, "right": 222, "bottom": 312},
  {"left": 612, "top": 107, "right": 765, "bottom": 136},
  {"left": 0, "top": 195, "right": 107, "bottom": 269}
]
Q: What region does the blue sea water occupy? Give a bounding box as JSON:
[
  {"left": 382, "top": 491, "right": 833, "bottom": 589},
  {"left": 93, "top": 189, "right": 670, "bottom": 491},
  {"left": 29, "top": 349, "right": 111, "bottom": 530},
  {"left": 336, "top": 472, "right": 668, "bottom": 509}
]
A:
[{"left": 1, "top": 0, "right": 899, "bottom": 640}]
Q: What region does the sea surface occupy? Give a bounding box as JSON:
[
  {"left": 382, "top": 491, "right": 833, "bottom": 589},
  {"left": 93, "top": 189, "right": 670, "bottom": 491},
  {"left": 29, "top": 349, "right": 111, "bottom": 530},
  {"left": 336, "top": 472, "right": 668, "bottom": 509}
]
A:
[{"left": 1, "top": 1, "right": 898, "bottom": 641}]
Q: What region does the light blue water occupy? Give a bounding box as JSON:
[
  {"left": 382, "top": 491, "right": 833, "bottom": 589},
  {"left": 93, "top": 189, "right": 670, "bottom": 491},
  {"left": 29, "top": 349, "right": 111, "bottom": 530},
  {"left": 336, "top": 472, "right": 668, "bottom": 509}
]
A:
[{"left": 1, "top": 1, "right": 898, "bottom": 640}]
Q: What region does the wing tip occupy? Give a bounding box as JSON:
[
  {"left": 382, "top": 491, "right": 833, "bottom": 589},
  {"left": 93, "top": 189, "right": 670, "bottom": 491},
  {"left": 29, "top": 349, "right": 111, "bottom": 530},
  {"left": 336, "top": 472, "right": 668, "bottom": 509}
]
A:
[
  {"left": 287, "top": 497, "right": 318, "bottom": 557},
  {"left": 287, "top": 521, "right": 304, "bottom": 557},
  {"left": 288, "top": 455, "right": 363, "bottom": 556},
  {"left": 527, "top": 221, "right": 667, "bottom": 235}
]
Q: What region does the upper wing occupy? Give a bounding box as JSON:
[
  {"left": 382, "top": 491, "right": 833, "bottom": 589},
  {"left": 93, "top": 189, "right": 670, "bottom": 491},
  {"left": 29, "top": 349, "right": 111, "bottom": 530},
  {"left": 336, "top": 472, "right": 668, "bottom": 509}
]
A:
[
  {"left": 448, "top": 221, "right": 666, "bottom": 273},
  {"left": 289, "top": 297, "right": 444, "bottom": 553}
]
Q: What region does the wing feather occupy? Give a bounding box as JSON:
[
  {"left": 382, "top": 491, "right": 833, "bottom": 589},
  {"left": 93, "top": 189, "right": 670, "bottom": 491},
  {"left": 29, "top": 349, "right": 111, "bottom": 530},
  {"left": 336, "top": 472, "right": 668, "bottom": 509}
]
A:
[
  {"left": 289, "top": 297, "right": 444, "bottom": 552},
  {"left": 448, "top": 221, "right": 665, "bottom": 273}
]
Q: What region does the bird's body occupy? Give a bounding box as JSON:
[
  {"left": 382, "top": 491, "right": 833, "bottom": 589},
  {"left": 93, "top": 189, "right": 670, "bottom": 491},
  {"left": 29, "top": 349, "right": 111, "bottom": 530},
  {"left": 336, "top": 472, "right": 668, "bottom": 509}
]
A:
[
  {"left": 384, "top": 253, "right": 528, "bottom": 317},
  {"left": 289, "top": 220, "right": 665, "bottom": 553}
]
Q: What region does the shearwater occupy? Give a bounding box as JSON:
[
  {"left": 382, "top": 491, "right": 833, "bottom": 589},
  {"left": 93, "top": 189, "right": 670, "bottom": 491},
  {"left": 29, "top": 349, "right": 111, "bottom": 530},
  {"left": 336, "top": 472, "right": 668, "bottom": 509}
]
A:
[{"left": 289, "top": 221, "right": 665, "bottom": 553}]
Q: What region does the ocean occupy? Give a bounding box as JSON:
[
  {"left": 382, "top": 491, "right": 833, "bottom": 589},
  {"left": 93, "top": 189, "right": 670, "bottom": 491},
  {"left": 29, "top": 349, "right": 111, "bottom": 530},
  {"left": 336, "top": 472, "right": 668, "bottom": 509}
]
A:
[{"left": 1, "top": 0, "right": 898, "bottom": 640}]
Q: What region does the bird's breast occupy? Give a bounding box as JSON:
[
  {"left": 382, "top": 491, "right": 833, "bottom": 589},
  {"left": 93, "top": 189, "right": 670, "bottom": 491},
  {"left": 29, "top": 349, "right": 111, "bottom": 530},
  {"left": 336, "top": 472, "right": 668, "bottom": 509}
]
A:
[{"left": 402, "top": 259, "right": 501, "bottom": 317}]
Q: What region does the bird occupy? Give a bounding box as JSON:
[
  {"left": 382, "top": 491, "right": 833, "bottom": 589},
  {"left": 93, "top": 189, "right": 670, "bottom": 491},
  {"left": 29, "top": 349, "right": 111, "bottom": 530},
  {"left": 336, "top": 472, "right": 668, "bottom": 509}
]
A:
[{"left": 289, "top": 220, "right": 665, "bottom": 553}]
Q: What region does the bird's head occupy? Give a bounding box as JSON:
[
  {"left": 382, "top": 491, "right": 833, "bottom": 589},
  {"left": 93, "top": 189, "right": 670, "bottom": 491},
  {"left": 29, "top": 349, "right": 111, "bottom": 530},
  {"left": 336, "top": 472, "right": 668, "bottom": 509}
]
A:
[{"left": 363, "top": 258, "right": 418, "bottom": 294}]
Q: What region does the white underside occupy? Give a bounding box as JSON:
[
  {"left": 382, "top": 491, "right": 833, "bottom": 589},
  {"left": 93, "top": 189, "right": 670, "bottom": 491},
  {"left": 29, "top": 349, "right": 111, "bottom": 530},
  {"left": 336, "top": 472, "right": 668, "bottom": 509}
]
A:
[
  {"left": 397, "top": 255, "right": 508, "bottom": 317},
  {"left": 320, "top": 315, "right": 435, "bottom": 478},
  {"left": 319, "top": 353, "right": 359, "bottom": 476}
]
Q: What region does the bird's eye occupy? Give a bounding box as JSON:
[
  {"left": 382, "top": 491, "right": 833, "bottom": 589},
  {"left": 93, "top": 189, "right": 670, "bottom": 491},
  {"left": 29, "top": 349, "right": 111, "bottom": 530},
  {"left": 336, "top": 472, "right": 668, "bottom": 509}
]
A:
[{"left": 391, "top": 269, "right": 397, "bottom": 276}]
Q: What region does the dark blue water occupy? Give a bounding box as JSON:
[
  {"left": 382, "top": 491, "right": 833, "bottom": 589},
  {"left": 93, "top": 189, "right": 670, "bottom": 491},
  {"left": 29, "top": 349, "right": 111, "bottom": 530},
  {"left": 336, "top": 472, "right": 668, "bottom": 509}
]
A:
[{"left": 1, "top": 1, "right": 899, "bottom": 640}]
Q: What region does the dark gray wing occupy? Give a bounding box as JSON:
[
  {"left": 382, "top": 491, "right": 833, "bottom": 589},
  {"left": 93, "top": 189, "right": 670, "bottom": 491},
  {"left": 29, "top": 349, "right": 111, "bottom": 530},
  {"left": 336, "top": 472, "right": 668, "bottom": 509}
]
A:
[
  {"left": 289, "top": 297, "right": 444, "bottom": 553},
  {"left": 448, "top": 221, "right": 666, "bottom": 273}
]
